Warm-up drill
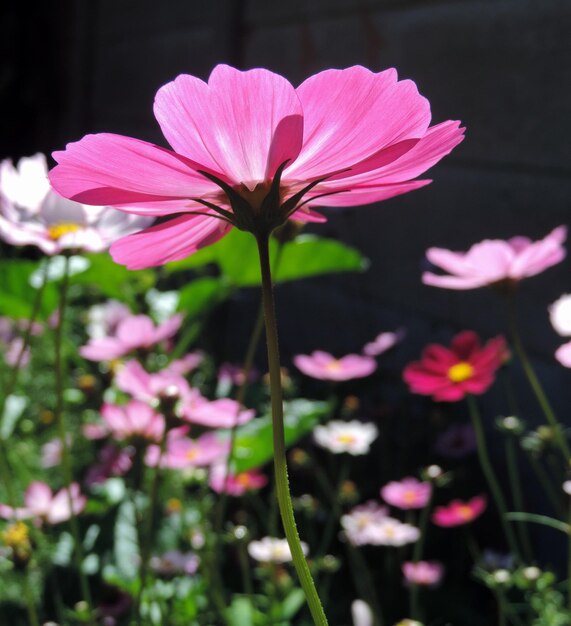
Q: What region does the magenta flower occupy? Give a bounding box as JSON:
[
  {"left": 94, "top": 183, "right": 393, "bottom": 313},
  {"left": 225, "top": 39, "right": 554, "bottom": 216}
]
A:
[
  {"left": 403, "top": 331, "right": 507, "bottom": 402},
  {"left": 209, "top": 464, "right": 268, "bottom": 496},
  {"left": 550, "top": 294, "right": 571, "bottom": 367},
  {"left": 422, "top": 226, "right": 567, "bottom": 290},
  {"left": 294, "top": 351, "right": 377, "bottom": 381},
  {"left": 432, "top": 495, "right": 487, "bottom": 527},
  {"left": 380, "top": 477, "right": 432, "bottom": 510},
  {"left": 402, "top": 560, "right": 444, "bottom": 587},
  {"left": 85, "top": 400, "right": 165, "bottom": 442},
  {"left": 0, "top": 153, "right": 151, "bottom": 254},
  {"left": 363, "top": 330, "right": 404, "bottom": 357},
  {"left": 145, "top": 430, "right": 229, "bottom": 469},
  {"left": 49, "top": 65, "right": 464, "bottom": 269},
  {"left": 80, "top": 313, "right": 182, "bottom": 361},
  {"left": 0, "top": 481, "right": 86, "bottom": 525}
]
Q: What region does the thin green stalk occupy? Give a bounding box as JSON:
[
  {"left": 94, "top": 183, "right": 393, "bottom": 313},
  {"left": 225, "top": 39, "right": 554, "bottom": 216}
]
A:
[
  {"left": 345, "top": 543, "right": 384, "bottom": 626},
  {"left": 22, "top": 570, "right": 40, "bottom": 626},
  {"left": 317, "top": 456, "right": 350, "bottom": 557},
  {"left": 238, "top": 539, "right": 254, "bottom": 597},
  {"left": 256, "top": 234, "right": 328, "bottom": 626},
  {"left": 527, "top": 453, "right": 565, "bottom": 517},
  {"left": 410, "top": 496, "right": 432, "bottom": 620},
  {"left": 506, "top": 295, "right": 571, "bottom": 462},
  {"left": 53, "top": 254, "right": 94, "bottom": 624},
  {"left": 467, "top": 395, "right": 520, "bottom": 558},
  {"left": 505, "top": 437, "right": 533, "bottom": 562}
]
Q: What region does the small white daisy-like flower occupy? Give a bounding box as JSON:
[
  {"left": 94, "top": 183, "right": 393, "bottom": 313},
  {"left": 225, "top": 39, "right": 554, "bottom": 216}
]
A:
[
  {"left": 314, "top": 420, "right": 378, "bottom": 455},
  {"left": 247, "top": 537, "right": 309, "bottom": 563}
]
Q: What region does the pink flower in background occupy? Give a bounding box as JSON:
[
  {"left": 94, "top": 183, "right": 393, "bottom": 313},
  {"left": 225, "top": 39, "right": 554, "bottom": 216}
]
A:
[
  {"left": 402, "top": 561, "right": 444, "bottom": 587},
  {"left": 363, "top": 330, "right": 404, "bottom": 357},
  {"left": 314, "top": 420, "right": 378, "bottom": 455},
  {"left": 115, "top": 360, "right": 191, "bottom": 404},
  {"left": 0, "top": 316, "right": 44, "bottom": 367},
  {"left": 84, "top": 445, "right": 134, "bottom": 486},
  {"left": 0, "top": 153, "right": 151, "bottom": 254},
  {"left": 218, "top": 362, "right": 259, "bottom": 387},
  {"left": 146, "top": 430, "right": 229, "bottom": 469},
  {"left": 366, "top": 518, "right": 420, "bottom": 547},
  {"left": 41, "top": 436, "right": 72, "bottom": 468},
  {"left": 150, "top": 551, "right": 200, "bottom": 576},
  {"left": 86, "top": 300, "right": 131, "bottom": 339},
  {"left": 86, "top": 400, "right": 165, "bottom": 442},
  {"left": 181, "top": 394, "right": 255, "bottom": 428},
  {"left": 422, "top": 226, "right": 567, "bottom": 290},
  {"left": 0, "top": 481, "right": 86, "bottom": 525},
  {"left": 209, "top": 464, "right": 268, "bottom": 496},
  {"left": 163, "top": 352, "right": 204, "bottom": 376},
  {"left": 49, "top": 65, "right": 464, "bottom": 269},
  {"left": 403, "top": 331, "right": 506, "bottom": 402},
  {"left": 294, "top": 351, "right": 377, "bottom": 381},
  {"left": 340, "top": 501, "right": 389, "bottom": 546},
  {"left": 549, "top": 295, "right": 571, "bottom": 367},
  {"left": 432, "top": 495, "right": 487, "bottom": 527},
  {"left": 434, "top": 423, "right": 477, "bottom": 458},
  {"left": 381, "top": 477, "right": 432, "bottom": 509},
  {"left": 80, "top": 313, "right": 182, "bottom": 361}
]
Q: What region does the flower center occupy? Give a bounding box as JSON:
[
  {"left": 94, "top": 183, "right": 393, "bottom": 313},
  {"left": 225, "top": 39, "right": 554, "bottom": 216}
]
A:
[
  {"left": 403, "top": 490, "right": 417, "bottom": 504},
  {"left": 47, "top": 223, "right": 82, "bottom": 240},
  {"left": 326, "top": 360, "right": 342, "bottom": 371},
  {"left": 448, "top": 361, "right": 474, "bottom": 383},
  {"left": 236, "top": 473, "right": 252, "bottom": 487},
  {"left": 1, "top": 522, "right": 29, "bottom": 549},
  {"left": 457, "top": 505, "right": 474, "bottom": 520},
  {"left": 236, "top": 181, "right": 274, "bottom": 211},
  {"left": 186, "top": 449, "right": 199, "bottom": 461},
  {"left": 336, "top": 433, "right": 356, "bottom": 445}
]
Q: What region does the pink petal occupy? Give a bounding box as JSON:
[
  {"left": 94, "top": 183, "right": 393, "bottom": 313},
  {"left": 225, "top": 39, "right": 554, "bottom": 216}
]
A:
[
  {"left": 116, "top": 360, "right": 153, "bottom": 399},
  {"left": 24, "top": 481, "right": 53, "bottom": 512},
  {"left": 153, "top": 314, "right": 183, "bottom": 343},
  {"left": 451, "top": 331, "right": 480, "bottom": 360},
  {"left": 556, "top": 341, "right": 571, "bottom": 367},
  {"left": 116, "top": 315, "right": 155, "bottom": 349},
  {"left": 110, "top": 214, "right": 231, "bottom": 270},
  {"left": 288, "top": 66, "right": 430, "bottom": 181},
  {"left": 154, "top": 66, "right": 304, "bottom": 186},
  {"left": 80, "top": 337, "right": 126, "bottom": 361},
  {"left": 50, "top": 133, "right": 219, "bottom": 211},
  {"left": 422, "top": 272, "right": 489, "bottom": 290}
]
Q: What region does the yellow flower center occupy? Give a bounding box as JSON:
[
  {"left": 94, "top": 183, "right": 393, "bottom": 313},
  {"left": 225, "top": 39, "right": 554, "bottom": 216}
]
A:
[
  {"left": 47, "top": 223, "right": 82, "bottom": 240},
  {"left": 236, "top": 473, "right": 252, "bottom": 487},
  {"left": 326, "top": 360, "right": 342, "bottom": 371},
  {"left": 1, "top": 522, "right": 30, "bottom": 549},
  {"left": 403, "top": 490, "right": 417, "bottom": 504},
  {"left": 166, "top": 498, "right": 182, "bottom": 513},
  {"left": 186, "top": 449, "right": 199, "bottom": 461},
  {"left": 448, "top": 361, "right": 474, "bottom": 383},
  {"left": 336, "top": 434, "right": 356, "bottom": 445},
  {"left": 457, "top": 505, "right": 474, "bottom": 520}
]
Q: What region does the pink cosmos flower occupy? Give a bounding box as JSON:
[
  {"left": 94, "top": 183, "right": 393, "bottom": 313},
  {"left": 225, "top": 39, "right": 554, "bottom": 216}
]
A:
[
  {"left": 86, "top": 300, "right": 131, "bottom": 340},
  {"left": 85, "top": 400, "right": 165, "bottom": 442},
  {"left": 218, "top": 362, "right": 259, "bottom": 387},
  {"left": 340, "top": 501, "right": 389, "bottom": 546},
  {"left": 0, "top": 481, "right": 86, "bottom": 525},
  {"left": 363, "top": 330, "right": 404, "bottom": 357},
  {"left": 49, "top": 65, "right": 464, "bottom": 269},
  {"left": 181, "top": 395, "right": 255, "bottom": 429},
  {"left": 209, "top": 464, "right": 268, "bottom": 496},
  {"left": 84, "top": 445, "right": 134, "bottom": 486},
  {"left": 294, "top": 351, "right": 377, "bottom": 381},
  {"left": 549, "top": 295, "right": 571, "bottom": 367},
  {"left": 403, "top": 331, "right": 507, "bottom": 402},
  {"left": 402, "top": 561, "right": 444, "bottom": 587},
  {"left": 422, "top": 226, "right": 567, "bottom": 290},
  {"left": 80, "top": 313, "right": 182, "bottom": 361},
  {"left": 41, "top": 436, "right": 72, "bottom": 468},
  {"left": 432, "top": 495, "right": 487, "bottom": 527},
  {"left": 0, "top": 153, "right": 151, "bottom": 254},
  {"left": 313, "top": 420, "right": 378, "bottom": 455},
  {"left": 115, "top": 359, "right": 191, "bottom": 404},
  {"left": 381, "top": 477, "right": 432, "bottom": 510},
  {"left": 145, "top": 430, "right": 229, "bottom": 469},
  {"left": 163, "top": 352, "right": 204, "bottom": 376}
]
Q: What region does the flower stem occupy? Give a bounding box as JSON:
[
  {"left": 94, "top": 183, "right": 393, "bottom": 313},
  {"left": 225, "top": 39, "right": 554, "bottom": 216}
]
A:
[
  {"left": 410, "top": 496, "right": 432, "bottom": 620},
  {"left": 22, "top": 569, "right": 40, "bottom": 626},
  {"left": 54, "top": 254, "right": 95, "bottom": 624},
  {"left": 256, "top": 234, "right": 328, "bottom": 626},
  {"left": 466, "top": 395, "right": 520, "bottom": 559},
  {"left": 505, "top": 295, "right": 571, "bottom": 463},
  {"left": 505, "top": 436, "right": 533, "bottom": 562}
]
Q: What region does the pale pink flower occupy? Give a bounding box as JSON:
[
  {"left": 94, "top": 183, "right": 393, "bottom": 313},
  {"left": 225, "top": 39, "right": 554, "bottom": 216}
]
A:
[
  {"left": 402, "top": 560, "right": 444, "bottom": 587},
  {"left": 363, "top": 330, "right": 404, "bottom": 357},
  {"left": 150, "top": 550, "right": 199, "bottom": 576},
  {"left": 181, "top": 394, "right": 255, "bottom": 428},
  {"left": 365, "top": 517, "right": 420, "bottom": 547},
  {"left": 432, "top": 495, "right": 487, "bottom": 527},
  {"left": 294, "top": 351, "right": 377, "bottom": 381},
  {"left": 145, "top": 430, "right": 229, "bottom": 469},
  {"left": 0, "top": 316, "right": 43, "bottom": 367},
  {"left": 549, "top": 295, "right": 571, "bottom": 367},
  {"left": 86, "top": 300, "right": 131, "bottom": 340},
  {"left": 163, "top": 352, "right": 204, "bottom": 376},
  {"left": 50, "top": 65, "right": 464, "bottom": 269},
  {"left": 41, "top": 436, "right": 72, "bottom": 468},
  {"left": 84, "top": 445, "right": 134, "bottom": 486},
  {"left": 314, "top": 420, "right": 378, "bottom": 455},
  {"left": 80, "top": 313, "right": 182, "bottom": 361},
  {"left": 248, "top": 537, "right": 308, "bottom": 563},
  {"left": 208, "top": 464, "right": 268, "bottom": 496},
  {"left": 115, "top": 360, "right": 191, "bottom": 404},
  {"left": 0, "top": 481, "right": 86, "bottom": 524},
  {"left": 422, "top": 226, "right": 567, "bottom": 290},
  {"left": 218, "top": 362, "right": 259, "bottom": 386},
  {"left": 86, "top": 400, "right": 165, "bottom": 442},
  {"left": 0, "top": 153, "right": 151, "bottom": 254},
  {"left": 340, "top": 501, "right": 389, "bottom": 546},
  {"left": 381, "top": 477, "right": 432, "bottom": 510}
]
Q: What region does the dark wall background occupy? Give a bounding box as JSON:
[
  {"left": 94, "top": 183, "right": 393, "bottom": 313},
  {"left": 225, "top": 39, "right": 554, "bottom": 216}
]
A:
[{"left": 1, "top": 0, "right": 570, "bottom": 410}]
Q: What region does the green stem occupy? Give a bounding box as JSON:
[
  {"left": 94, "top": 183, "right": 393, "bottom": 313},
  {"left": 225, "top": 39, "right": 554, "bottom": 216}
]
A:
[
  {"left": 256, "top": 234, "right": 328, "bottom": 626},
  {"left": 317, "top": 456, "right": 350, "bottom": 557},
  {"left": 505, "top": 437, "right": 533, "bottom": 562},
  {"left": 467, "top": 395, "right": 520, "bottom": 559},
  {"left": 53, "top": 254, "right": 95, "bottom": 623},
  {"left": 527, "top": 453, "right": 565, "bottom": 517},
  {"left": 22, "top": 570, "right": 40, "bottom": 626},
  {"left": 506, "top": 295, "right": 571, "bottom": 463},
  {"left": 345, "top": 543, "right": 384, "bottom": 626},
  {"left": 410, "top": 497, "right": 432, "bottom": 619}
]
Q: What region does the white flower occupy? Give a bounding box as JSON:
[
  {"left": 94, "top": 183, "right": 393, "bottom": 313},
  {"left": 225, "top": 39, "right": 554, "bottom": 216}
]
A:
[
  {"left": 247, "top": 537, "right": 308, "bottom": 563},
  {"left": 0, "top": 154, "right": 152, "bottom": 254},
  {"left": 367, "top": 518, "right": 420, "bottom": 547},
  {"left": 341, "top": 501, "right": 389, "bottom": 546},
  {"left": 550, "top": 295, "right": 571, "bottom": 336},
  {"left": 351, "top": 600, "right": 373, "bottom": 626},
  {"left": 314, "top": 420, "right": 378, "bottom": 455}
]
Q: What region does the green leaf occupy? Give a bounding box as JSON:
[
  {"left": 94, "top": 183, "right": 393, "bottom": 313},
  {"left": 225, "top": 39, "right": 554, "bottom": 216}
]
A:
[
  {"left": 281, "top": 588, "right": 306, "bottom": 620},
  {"left": 229, "top": 399, "right": 331, "bottom": 473},
  {"left": 0, "top": 259, "right": 58, "bottom": 319},
  {"left": 114, "top": 500, "right": 140, "bottom": 580},
  {"left": 227, "top": 597, "right": 254, "bottom": 626},
  {"left": 0, "top": 395, "right": 27, "bottom": 439},
  {"left": 177, "top": 277, "right": 230, "bottom": 317},
  {"left": 506, "top": 512, "right": 571, "bottom": 534}
]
